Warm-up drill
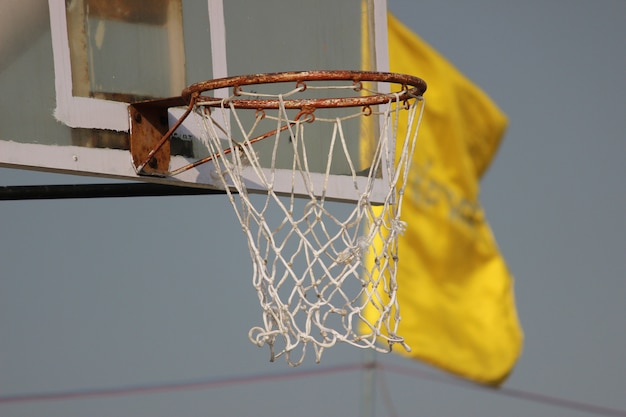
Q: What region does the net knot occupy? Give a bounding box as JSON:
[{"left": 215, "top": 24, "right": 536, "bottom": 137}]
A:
[{"left": 392, "top": 219, "right": 408, "bottom": 235}]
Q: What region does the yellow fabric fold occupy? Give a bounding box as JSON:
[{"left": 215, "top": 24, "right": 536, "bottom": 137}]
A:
[{"left": 364, "top": 13, "right": 523, "bottom": 385}]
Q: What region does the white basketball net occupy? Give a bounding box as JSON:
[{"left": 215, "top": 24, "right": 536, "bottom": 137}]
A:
[{"left": 194, "top": 81, "right": 424, "bottom": 366}]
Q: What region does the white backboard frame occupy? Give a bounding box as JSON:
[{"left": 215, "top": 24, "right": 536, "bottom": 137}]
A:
[{"left": 0, "top": 0, "right": 391, "bottom": 202}]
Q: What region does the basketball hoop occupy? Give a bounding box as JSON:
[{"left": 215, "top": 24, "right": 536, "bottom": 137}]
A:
[{"left": 133, "top": 70, "right": 426, "bottom": 366}]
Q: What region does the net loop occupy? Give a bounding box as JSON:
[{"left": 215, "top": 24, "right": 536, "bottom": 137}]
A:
[
  {"left": 295, "top": 106, "right": 316, "bottom": 123},
  {"left": 295, "top": 80, "right": 307, "bottom": 92},
  {"left": 254, "top": 108, "right": 266, "bottom": 120}
]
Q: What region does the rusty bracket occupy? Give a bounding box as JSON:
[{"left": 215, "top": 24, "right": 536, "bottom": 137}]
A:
[{"left": 129, "top": 96, "right": 188, "bottom": 176}]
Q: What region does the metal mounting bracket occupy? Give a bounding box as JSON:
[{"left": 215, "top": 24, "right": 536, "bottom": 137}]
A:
[{"left": 129, "top": 96, "right": 187, "bottom": 176}]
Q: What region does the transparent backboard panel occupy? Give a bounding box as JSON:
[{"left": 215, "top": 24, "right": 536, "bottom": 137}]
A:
[{"left": 0, "top": 0, "right": 390, "bottom": 201}]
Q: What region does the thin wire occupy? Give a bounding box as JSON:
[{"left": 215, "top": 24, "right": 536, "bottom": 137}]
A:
[
  {"left": 380, "top": 362, "right": 626, "bottom": 417},
  {"left": 0, "top": 363, "right": 363, "bottom": 405},
  {"left": 1, "top": 360, "right": 625, "bottom": 417}
]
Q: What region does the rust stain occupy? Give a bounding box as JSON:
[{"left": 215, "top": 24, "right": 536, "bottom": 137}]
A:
[{"left": 86, "top": 0, "right": 171, "bottom": 25}]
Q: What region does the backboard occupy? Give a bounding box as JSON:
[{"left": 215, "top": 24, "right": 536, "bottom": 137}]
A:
[{"left": 0, "top": 0, "right": 390, "bottom": 201}]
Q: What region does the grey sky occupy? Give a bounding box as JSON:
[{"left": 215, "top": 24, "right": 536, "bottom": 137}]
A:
[{"left": 1, "top": 0, "right": 625, "bottom": 416}]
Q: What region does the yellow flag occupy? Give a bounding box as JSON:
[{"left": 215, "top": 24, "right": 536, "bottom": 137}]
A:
[{"left": 377, "top": 13, "right": 523, "bottom": 385}]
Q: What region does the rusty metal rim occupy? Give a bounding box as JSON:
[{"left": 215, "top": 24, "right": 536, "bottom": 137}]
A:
[{"left": 182, "top": 70, "right": 426, "bottom": 109}]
